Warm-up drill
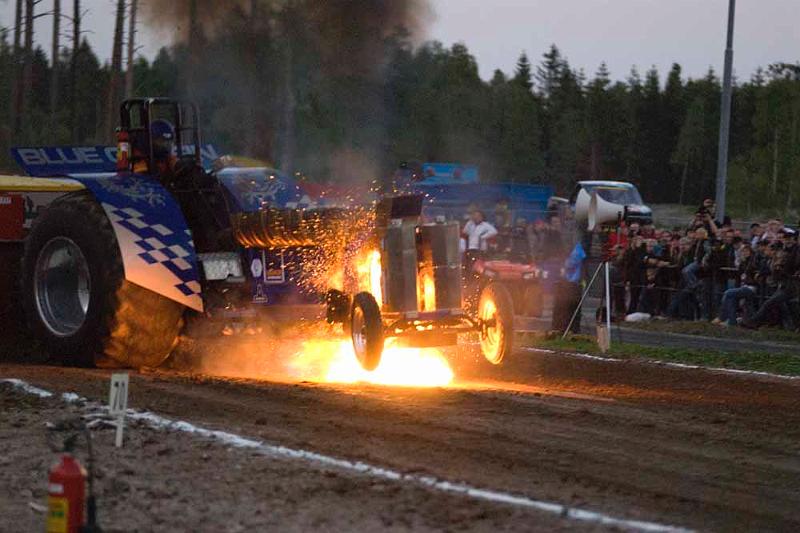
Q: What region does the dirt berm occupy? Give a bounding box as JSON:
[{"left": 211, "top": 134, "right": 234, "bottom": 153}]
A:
[{"left": 2, "top": 346, "right": 799, "bottom": 532}]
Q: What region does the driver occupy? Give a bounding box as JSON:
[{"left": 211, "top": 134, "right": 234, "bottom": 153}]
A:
[
  {"left": 132, "top": 119, "right": 177, "bottom": 176},
  {"left": 151, "top": 119, "right": 178, "bottom": 177}
]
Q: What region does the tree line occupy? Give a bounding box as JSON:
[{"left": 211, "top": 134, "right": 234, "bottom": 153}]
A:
[{"left": 0, "top": 1, "right": 798, "bottom": 216}]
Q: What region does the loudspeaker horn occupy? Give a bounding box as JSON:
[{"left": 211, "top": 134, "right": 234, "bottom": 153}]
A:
[
  {"left": 588, "top": 191, "right": 626, "bottom": 231},
  {"left": 574, "top": 188, "right": 592, "bottom": 223}
]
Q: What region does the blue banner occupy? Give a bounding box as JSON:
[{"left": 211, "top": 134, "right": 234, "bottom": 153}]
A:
[
  {"left": 411, "top": 183, "right": 554, "bottom": 225},
  {"left": 418, "top": 163, "right": 479, "bottom": 185},
  {"left": 12, "top": 144, "right": 221, "bottom": 177}
]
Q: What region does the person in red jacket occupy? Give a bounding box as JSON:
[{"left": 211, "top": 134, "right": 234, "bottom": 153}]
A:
[{"left": 602, "top": 221, "right": 629, "bottom": 261}]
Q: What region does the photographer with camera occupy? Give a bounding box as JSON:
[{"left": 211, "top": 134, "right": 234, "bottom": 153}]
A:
[
  {"left": 742, "top": 233, "right": 800, "bottom": 330},
  {"left": 690, "top": 199, "right": 719, "bottom": 237}
]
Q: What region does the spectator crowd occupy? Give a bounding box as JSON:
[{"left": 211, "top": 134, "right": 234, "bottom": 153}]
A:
[
  {"left": 603, "top": 199, "right": 800, "bottom": 331},
  {"left": 457, "top": 198, "right": 800, "bottom": 333},
  {"left": 459, "top": 201, "right": 572, "bottom": 262}
]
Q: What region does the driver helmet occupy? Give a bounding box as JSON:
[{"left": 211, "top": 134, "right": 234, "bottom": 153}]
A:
[{"left": 150, "top": 119, "right": 176, "bottom": 159}]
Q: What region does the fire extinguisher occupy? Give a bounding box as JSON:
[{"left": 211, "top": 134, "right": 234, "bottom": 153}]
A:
[
  {"left": 46, "top": 424, "right": 101, "bottom": 533},
  {"left": 47, "top": 454, "right": 86, "bottom": 533},
  {"left": 116, "top": 128, "right": 130, "bottom": 171}
]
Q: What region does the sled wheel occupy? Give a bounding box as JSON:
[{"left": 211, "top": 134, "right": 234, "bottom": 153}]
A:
[
  {"left": 478, "top": 282, "right": 514, "bottom": 365},
  {"left": 350, "top": 292, "right": 384, "bottom": 371},
  {"left": 22, "top": 193, "right": 185, "bottom": 368}
]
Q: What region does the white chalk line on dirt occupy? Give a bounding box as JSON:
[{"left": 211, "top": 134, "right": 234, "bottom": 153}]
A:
[
  {"left": 2, "top": 378, "right": 691, "bottom": 533},
  {"left": 520, "top": 347, "right": 800, "bottom": 381}
]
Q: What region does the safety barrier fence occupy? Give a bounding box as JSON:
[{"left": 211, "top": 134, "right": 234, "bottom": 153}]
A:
[{"left": 601, "top": 267, "right": 798, "bottom": 323}]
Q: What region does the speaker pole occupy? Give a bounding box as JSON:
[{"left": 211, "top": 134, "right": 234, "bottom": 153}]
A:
[{"left": 561, "top": 261, "right": 604, "bottom": 340}]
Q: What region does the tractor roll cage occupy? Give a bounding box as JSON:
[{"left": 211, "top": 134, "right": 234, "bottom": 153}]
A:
[{"left": 120, "top": 98, "right": 202, "bottom": 173}]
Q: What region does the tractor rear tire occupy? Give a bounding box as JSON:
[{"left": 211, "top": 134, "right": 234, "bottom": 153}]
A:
[
  {"left": 478, "top": 282, "right": 514, "bottom": 365},
  {"left": 350, "top": 292, "right": 384, "bottom": 371},
  {"left": 21, "top": 192, "right": 185, "bottom": 368}
]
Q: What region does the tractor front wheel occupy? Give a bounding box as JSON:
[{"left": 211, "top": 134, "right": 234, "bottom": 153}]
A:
[{"left": 350, "top": 292, "right": 384, "bottom": 371}]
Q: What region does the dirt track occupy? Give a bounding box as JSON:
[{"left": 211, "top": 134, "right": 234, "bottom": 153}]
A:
[{"left": 3, "top": 342, "right": 800, "bottom": 532}]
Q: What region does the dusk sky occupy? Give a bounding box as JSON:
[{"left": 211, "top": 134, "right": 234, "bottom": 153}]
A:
[{"left": 2, "top": 0, "right": 798, "bottom": 83}]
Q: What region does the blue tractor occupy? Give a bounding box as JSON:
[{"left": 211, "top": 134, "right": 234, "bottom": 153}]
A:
[
  {"left": 3, "top": 98, "right": 517, "bottom": 371},
  {"left": 4, "top": 98, "right": 340, "bottom": 368}
]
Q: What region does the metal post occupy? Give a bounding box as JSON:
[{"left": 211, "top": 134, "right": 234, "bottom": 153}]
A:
[
  {"left": 715, "top": 0, "right": 736, "bottom": 221},
  {"left": 562, "top": 261, "right": 603, "bottom": 339}
]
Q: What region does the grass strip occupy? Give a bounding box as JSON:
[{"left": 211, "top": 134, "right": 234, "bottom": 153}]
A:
[
  {"left": 527, "top": 335, "right": 800, "bottom": 377},
  {"left": 622, "top": 319, "right": 800, "bottom": 345}
]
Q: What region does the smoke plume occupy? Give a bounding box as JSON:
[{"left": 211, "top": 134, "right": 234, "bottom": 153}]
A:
[
  {"left": 143, "top": 0, "right": 430, "bottom": 74},
  {"left": 141, "top": 0, "right": 431, "bottom": 177}
]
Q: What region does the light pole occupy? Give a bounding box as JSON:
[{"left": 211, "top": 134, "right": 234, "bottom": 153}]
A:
[{"left": 715, "top": 0, "right": 736, "bottom": 221}]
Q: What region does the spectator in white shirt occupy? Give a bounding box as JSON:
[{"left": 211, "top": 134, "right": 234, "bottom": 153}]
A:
[{"left": 462, "top": 210, "right": 498, "bottom": 252}]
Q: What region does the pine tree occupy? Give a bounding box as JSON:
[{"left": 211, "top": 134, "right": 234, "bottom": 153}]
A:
[
  {"left": 70, "top": 0, "right": 81, "bottom": 142},
  {"left": 659, "top": 63, "right": 686, "bottom": 199},
  {"left": 626, "top": 66, "right": 643, "bottom": 95},
  {"left": 751, "top": 67, "right": 766, "bottom": 87},
  {"left": 20, "top": 0, "right": 35, "bottom": 141},
  {"left": 125, "top": 0, "right": 138, "bottom": 98},
  {"left": 105, "top": 0, "right": 125, "bottom": 140},
  {"left": 637, "top": 66, "right": 664, "bottom": 198},
  {"left": 663, "top": 64, "right": 685, "bottom": 128},
  {"left": 2, "top": 8, "right": 798, "bottom": 215},
  {"left": 49, "top": 0, "right": 60, "bottom": 123},
  {"left": 623, "top": 66, "right": 644, "bottom": 180},
  {"left": 513, "top": 52, "right": 533, "bottom": 92},
  {"left": 672, "top": 97, "right": 705, "bottom": 204},
  {"left": 594, "top": 62, "right": 610, "bottom": 88},
  {"left": 71, "top": 38, "right": 103, "bottom": 144},
  {"left": 586, "top": 63, "right": 612, "bottom": 179},
  {"left": 490, "top": 69, "right": 507, "bottom": 88},
  {"left": 536, "top": 44, "right": 562, "bottom": 98},
  {"left": 9, "top": 0, "right": 22, "bottom": 135}
]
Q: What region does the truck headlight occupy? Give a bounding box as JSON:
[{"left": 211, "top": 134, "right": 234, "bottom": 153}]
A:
[{"left": 522, "top": 272, "right": 535, "bottom": 281}]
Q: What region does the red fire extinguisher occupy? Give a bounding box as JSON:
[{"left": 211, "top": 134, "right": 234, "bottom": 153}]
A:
[
  {"left": 116, "top": 128, "right": 131, "bottom": 171},
  {"left": 47, "top": 454, "right": 86, "bottom": 533}
]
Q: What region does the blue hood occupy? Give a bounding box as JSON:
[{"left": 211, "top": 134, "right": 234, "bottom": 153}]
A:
[{"left": 216, "top": 167, "right": 307, "bottom": 213}]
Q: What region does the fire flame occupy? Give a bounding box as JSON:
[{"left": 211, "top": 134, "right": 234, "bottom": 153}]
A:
[
  {"left": 421, "top": 272, "right": 436, "bottom": 311},
  {"left": 356, "top": 249, "right": 383, "bottom": 306},
  {"left": 288, "top": 338, "right": 454, "bottom": 387}
]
